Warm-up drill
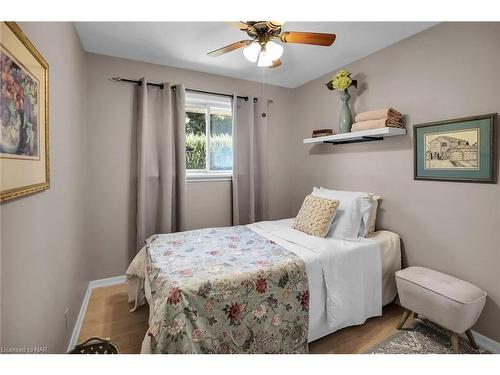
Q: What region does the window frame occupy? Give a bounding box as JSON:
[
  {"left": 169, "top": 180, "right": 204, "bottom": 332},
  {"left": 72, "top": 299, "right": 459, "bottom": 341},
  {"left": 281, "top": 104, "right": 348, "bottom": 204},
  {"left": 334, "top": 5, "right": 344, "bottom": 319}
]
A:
[{"left": 185, "top": 94, "right": 233, "bottom": 181}]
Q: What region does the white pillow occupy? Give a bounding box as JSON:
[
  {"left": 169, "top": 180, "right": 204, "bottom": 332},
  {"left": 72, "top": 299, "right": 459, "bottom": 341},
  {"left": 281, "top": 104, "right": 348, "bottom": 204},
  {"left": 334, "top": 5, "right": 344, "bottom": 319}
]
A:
[
  {"left": 315, "top": 188, "right": 381, "bottom": 236},
  {"left": 312, "top": 187, "right": 371, "bottom": 240},
  {"left": 362, "top": 194, "right": 380, "bottom": 234}
]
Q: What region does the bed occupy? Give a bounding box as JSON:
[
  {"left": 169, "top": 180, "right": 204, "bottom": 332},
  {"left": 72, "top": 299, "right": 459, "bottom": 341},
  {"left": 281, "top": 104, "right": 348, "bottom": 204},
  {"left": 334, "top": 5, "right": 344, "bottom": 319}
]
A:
[{"left": 127, "top": 218, "right": 401, "bottom": 354}]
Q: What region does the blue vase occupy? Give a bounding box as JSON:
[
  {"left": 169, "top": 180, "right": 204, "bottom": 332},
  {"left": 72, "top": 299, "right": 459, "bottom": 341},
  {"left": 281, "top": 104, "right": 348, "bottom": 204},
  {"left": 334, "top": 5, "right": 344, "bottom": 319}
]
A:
[{"left": 339, "top": 90, "right": 353, "bottom": 133}]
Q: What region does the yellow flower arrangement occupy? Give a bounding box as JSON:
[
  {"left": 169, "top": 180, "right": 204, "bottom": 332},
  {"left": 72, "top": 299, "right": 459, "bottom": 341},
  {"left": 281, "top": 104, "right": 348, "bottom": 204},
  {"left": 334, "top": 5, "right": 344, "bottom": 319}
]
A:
[
  {"left": 332, "top": 70, "right": 352, "bottom": 90},
  {"left": 326, "top": 70, "right": 357, "bottom": 92}
]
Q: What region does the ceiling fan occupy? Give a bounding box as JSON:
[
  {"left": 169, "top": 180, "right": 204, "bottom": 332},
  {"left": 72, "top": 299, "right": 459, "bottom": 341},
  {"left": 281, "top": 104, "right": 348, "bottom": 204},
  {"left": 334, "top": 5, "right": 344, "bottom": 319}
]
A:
[{"left": 207, "top": 21, "right": 336, "bottom": 68}]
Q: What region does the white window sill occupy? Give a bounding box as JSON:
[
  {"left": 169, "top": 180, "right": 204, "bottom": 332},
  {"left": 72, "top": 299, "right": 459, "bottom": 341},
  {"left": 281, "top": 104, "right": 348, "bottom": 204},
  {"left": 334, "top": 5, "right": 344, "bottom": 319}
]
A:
[{"left": 186, "top": 173, "right": 232, "bottom": 182}]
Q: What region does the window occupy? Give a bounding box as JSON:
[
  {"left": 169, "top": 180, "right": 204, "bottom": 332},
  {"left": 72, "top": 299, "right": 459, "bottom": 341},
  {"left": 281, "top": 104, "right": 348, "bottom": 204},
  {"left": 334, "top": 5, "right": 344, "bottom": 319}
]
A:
[{"left": 185, "top": 93, "right": 233, "bottom": 178}]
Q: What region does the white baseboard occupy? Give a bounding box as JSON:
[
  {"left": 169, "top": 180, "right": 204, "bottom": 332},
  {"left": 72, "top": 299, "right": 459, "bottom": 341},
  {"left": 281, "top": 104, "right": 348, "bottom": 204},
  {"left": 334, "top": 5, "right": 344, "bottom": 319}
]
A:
[
  {"left": 88, "top": 275, "right": 126, "bottom": 289},
  {"left": 67, "top": 275, "right": 126, "bottom": 352},
  {"left": 471, "top": 330, "right": 500, "bottom": 354}
]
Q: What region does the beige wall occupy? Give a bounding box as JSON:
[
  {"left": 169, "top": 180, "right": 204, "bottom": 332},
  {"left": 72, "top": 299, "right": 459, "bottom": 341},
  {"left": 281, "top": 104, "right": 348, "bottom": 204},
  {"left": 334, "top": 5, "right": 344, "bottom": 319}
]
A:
[
  {"left": 186, "top": 180, "right": 232, "bottom": 230},
  {"left": 84, "top": 53, "right": 296, "bottom": 279},
  {"left": 290, "top": 22, "right": 500, "bottom": 341},
  {"left": 0, "top": 22, "right": 89, "bottom": 352}
]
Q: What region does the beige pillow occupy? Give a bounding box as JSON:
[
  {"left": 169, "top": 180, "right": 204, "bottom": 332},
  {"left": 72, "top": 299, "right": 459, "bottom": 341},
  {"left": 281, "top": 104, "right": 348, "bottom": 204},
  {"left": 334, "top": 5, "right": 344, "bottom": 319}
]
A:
[{"left": 293, "top": 194, "right": 340, "bottom": 237}]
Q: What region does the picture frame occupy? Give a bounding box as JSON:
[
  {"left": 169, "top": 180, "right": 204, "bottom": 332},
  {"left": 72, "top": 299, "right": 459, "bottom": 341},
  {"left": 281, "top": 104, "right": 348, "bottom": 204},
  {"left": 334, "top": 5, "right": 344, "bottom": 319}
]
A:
[
  {"left": 413, "top": 113, "right": 496, "bottom": 183},
  {"left": 1, "top": 22, "right": 49, "bottom": 202}
]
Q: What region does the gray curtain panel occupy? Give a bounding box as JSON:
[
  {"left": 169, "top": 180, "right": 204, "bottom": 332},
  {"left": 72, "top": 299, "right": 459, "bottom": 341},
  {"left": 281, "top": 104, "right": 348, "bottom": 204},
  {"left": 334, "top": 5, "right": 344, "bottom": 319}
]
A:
[
  {"left": 136, "top": 79, "right": 187, "bottom": 249},
  {"left": 232, "top": 97, "right": 270, "bottom": 225}
]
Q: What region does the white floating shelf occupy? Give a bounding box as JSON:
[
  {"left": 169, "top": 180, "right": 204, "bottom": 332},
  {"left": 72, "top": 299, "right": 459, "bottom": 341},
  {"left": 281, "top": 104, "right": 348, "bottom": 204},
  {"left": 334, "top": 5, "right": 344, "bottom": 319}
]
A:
[{"left": 303, "top": 127, "right": 406, "bottom": 145}]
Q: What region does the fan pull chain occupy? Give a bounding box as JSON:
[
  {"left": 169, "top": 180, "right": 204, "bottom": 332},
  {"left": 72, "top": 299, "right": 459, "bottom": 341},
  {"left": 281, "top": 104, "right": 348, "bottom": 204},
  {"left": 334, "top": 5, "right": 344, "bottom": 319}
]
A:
[{"left": 261, "top": 68, "right": 267, "bottom": 118}]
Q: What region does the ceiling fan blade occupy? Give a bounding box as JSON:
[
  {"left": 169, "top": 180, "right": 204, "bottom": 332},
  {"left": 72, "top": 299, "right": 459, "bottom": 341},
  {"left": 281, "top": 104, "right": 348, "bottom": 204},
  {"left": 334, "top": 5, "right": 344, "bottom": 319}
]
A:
[
  {"left": 280, "top": 31, "right": 336, "bottom": 46},
  {"left": 266, "top": 21, "right": 285, "bottom": 30},
  {"left": 207, "top": 40, "right": 252, "bottom": 57},
  {"left": 227, "top": 21, "right": 251, "bottom": 31},
  {"left": 269, "top": 59, "right": 282, "bottom": 68}
]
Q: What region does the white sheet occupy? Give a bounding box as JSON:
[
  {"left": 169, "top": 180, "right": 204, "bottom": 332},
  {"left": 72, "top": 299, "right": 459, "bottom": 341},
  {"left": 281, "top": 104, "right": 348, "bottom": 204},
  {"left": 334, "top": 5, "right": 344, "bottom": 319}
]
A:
[
  {"left": 249, "top": 219, "right": 382, "bottom": 341},
  {"left": 368, "top": 230, "right": 401, "bottom": 306},
  {"left": 127, "top": 219, "right": 401, "bottom": 346}
]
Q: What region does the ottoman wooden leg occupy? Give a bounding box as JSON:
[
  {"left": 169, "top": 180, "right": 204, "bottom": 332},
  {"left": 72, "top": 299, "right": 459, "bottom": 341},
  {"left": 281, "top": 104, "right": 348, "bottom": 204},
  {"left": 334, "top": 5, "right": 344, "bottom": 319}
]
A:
[
  {"left": 413, "top": 312, "right": 418, "bottom": 319},
  {"left": 396, "top": 310, "right": 411, "bottom": 330},
  {"left": 465, "top": 330, "right": 478, "bottom": 350},
  {"left": 450, "top": 332, "right": 460, "bottom": 353}
]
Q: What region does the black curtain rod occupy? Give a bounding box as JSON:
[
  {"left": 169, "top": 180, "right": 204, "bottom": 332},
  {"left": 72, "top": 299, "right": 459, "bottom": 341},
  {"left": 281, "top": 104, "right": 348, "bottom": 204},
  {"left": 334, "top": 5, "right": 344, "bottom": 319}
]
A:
[{"left": 111, "top": 77, "right": 251, "bottom": 102}]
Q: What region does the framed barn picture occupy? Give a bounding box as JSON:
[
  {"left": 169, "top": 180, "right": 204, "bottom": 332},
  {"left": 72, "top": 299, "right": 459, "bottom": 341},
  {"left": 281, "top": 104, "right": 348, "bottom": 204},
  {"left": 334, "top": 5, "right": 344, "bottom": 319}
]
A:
[
  {"left": 1, "top": 22, "right": 49, "bottom": 202},
  {"left": 414, "top": 113, "right": 496, "bottom": 183}
]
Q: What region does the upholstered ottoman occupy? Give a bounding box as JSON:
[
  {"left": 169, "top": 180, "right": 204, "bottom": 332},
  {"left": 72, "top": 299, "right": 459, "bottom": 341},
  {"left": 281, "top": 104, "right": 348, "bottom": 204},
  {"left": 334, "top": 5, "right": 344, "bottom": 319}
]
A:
[{"left": 395, "top": 266, "right": 487, "bottom": 353}]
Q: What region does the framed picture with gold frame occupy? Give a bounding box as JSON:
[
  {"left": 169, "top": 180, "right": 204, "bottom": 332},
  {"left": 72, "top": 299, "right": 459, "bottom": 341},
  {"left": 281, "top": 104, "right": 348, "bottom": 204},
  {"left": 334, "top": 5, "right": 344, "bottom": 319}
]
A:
[{"left": 1, "top": 22, "right": 49, "bottom": 202}]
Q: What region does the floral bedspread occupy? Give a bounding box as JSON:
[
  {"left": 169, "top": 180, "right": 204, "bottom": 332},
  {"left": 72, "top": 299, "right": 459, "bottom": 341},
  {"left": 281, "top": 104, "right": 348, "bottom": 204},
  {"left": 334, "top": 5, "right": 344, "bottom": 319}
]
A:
[{"left": 146, "top": 225, "right": 309, "bottom": 353}]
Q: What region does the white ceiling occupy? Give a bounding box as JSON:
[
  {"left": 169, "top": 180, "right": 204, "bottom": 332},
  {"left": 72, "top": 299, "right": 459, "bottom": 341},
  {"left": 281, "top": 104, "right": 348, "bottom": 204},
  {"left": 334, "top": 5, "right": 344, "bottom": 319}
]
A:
[{"left": 75, "top": 22, "right": 437, "bottom": 88}]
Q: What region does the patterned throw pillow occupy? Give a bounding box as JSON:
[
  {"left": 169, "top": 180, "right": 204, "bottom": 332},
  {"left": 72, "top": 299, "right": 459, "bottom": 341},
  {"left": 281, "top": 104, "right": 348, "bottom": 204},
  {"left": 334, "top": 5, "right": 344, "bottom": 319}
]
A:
[{"left": 293, "top": 194, "right": 340, "bottom": 237}]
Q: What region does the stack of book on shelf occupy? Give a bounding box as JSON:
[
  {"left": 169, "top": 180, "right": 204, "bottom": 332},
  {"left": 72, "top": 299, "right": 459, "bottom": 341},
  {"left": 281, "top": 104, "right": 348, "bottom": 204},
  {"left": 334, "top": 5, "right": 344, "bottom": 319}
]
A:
[
  {"left": 312, "top": 128, "right": 335, "bottom": 138},
  {"left": 351, "top": 108, "right": 404, "bottom": 132}
]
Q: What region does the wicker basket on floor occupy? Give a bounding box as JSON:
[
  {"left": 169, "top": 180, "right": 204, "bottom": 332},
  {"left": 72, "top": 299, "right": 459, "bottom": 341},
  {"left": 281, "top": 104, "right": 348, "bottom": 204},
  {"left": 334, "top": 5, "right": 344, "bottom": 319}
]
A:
[{"left": 68, "top": 337, "right": 119, "bottom": 354}]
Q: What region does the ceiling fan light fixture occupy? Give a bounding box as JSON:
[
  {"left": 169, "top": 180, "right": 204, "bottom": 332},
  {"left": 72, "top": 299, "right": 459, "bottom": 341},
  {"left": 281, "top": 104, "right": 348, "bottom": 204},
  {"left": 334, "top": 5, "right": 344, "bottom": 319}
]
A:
[
  {"left": 264, "top": 41, "right": 283, "bottom": 61},
  {"left": 257, "top": 50, "right": 274, "bottom": 67},
  {"left": 243, "top": 42, "right": 261, "bottom": 63},
  {"left": 208, "top": 21, "right": 336, "bottom": 69}
]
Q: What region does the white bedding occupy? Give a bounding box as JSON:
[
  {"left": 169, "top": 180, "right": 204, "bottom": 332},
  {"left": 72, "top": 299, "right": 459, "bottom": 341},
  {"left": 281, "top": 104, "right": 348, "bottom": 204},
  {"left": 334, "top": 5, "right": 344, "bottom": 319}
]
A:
[
  {"left": 250, "top": 219, "right": 385, "bottom": 341},
  {"left": 127, "top": 219, "right": 401, "bottom": 347}
]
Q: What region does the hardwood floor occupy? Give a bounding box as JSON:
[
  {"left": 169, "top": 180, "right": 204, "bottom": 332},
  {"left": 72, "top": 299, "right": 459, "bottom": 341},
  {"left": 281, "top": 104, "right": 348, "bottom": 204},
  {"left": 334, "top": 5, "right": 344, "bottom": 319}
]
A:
[
  {"left": 309, "top": 302, "right": 406, "bottom": 354},
  {"left": 78, "top": 284, "right": 409, "bottom": 354},
  {"left": 78, "top": 284, "right": 149, "bottom": 354}
]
